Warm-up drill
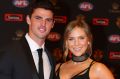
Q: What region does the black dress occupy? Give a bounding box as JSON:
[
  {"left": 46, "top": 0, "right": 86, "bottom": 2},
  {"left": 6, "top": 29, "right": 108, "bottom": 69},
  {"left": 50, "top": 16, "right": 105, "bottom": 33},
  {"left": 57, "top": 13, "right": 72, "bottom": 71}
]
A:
[{"left": 56, "top": 61, "right": 94, "bottom": 79}]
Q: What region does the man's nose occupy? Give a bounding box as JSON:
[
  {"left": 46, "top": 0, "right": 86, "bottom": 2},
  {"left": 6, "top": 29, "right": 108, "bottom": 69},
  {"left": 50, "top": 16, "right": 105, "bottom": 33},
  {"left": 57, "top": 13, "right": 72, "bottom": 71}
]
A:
[{"left": 41, "top": 19, "right": 47, "bottom": 26}]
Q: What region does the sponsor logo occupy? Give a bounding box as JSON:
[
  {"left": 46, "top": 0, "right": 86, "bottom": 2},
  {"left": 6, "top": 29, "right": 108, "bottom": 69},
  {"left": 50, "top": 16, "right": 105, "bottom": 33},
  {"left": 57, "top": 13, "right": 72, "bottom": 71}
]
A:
[
  {"left": 54, "top": 16, "right": 67, "bottom": 24},
  {"left": 108, "top": 35, "right": 120, "bottom": 43},
  {"left": 109, "top": 51, "right": 120, "bottom": 59},
  {"left": 92, "top": 18, "right": 109, "bottom": 26},
  {"left": 12, "top": 29, "right": 25, "bottom": 40},
  {"left": 93, "top": 49, "right": 104, "bottom": 61},
  {"left": 12, "top": 0, "right": 29, "bottom": 8},
  {"left": 47, "top": 32, "right": 61, "bottom": 42},
  {"left": 79, "top": 2, "right": 93, "bottom": 11},
  {"left": 4, "top": 13, "right": 23, "bottom": 22},
  {"left": 109, "top": 2, "right": 120, "bottom": 13}
]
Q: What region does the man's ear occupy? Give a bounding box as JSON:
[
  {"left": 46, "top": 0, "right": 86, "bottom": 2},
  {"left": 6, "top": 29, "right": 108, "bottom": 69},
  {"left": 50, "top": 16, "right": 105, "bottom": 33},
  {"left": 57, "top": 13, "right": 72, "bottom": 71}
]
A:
[
  {"left": 26, "top": 15, "right": 31, "bottom": 25},
  {"left": 52, "top": 20, "right": 55, "bottom": 28}
]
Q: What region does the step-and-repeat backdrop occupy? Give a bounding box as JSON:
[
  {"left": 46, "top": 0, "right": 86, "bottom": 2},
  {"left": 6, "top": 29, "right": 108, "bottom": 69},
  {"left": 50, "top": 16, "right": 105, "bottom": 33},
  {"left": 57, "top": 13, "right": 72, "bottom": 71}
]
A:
[{"left": 0, "top": 0, "right": 120, "bottom": 78}]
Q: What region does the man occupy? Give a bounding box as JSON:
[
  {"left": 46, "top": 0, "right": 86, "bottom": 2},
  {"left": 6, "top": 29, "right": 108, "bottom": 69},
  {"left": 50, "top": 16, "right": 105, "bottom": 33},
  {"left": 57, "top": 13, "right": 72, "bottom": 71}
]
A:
[{"left": 0, "top": 1, "right": 56, "bottom": 79}]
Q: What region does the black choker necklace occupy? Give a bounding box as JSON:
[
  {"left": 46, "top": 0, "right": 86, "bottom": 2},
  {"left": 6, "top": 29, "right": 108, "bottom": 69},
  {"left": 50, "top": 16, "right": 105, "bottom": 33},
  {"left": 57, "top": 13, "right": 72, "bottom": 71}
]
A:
[{"left": 72, "top": 53, "right": 89, "bottom": 62}]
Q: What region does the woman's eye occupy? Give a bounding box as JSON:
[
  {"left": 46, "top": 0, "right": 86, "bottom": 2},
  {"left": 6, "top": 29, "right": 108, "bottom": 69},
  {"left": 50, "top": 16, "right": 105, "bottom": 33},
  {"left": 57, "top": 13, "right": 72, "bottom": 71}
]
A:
[
  {"left": 80, "top": 37, "right": 85, "bottom": 39},
  {"left": 68, "top": 38, "right": 73, "bottom": 41}
]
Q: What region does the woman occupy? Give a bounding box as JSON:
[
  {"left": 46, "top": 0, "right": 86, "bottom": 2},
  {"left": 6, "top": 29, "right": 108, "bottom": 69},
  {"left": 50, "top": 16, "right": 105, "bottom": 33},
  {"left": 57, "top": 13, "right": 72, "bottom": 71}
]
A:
[{"left": 55, "top": 16, "right": 114, "bottom": 79}]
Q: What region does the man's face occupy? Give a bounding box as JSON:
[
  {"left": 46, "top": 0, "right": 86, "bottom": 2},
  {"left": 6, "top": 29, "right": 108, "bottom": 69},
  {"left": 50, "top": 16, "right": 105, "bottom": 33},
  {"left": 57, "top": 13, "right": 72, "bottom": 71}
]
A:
[{"left": 27, "top": 8, "right": 54, "bottom": 41}]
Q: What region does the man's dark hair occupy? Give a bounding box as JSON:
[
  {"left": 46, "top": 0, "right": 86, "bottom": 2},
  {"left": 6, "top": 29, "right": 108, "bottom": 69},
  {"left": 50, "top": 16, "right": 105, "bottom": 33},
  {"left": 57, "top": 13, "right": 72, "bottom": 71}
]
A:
[{"left": 28, "top": 0, "right": 54, "bottom": 17}]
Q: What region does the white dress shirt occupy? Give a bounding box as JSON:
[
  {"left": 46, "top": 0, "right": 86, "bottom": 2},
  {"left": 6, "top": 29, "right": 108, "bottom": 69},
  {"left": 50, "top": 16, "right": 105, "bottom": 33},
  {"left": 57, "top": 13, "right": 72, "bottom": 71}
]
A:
[{"left": 25, "top": 33, "right": 51, "bottom": 79}]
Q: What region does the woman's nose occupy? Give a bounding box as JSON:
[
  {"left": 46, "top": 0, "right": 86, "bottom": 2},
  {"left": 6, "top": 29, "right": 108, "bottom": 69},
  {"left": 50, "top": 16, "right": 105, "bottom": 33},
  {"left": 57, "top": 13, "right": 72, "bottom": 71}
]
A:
[{"left": 74, "top": 39, "right": 79, "bottom": 46}]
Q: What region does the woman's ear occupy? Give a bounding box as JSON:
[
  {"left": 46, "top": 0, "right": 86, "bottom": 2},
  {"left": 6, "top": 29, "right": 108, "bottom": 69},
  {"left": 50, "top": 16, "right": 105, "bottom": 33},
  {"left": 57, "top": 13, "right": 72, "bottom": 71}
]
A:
[{"left": 65, "top": 41, "right": 68, "bottom": 48}]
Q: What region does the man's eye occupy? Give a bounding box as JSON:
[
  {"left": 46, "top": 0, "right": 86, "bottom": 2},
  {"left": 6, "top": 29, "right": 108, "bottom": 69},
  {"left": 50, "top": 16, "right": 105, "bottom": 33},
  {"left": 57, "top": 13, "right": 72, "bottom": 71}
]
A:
[
  {"left": 35, "top": 16, "right": 42, "bottom": 20},
  {"left": 46, "top": 19, "right": 53, "bottom": 22}
]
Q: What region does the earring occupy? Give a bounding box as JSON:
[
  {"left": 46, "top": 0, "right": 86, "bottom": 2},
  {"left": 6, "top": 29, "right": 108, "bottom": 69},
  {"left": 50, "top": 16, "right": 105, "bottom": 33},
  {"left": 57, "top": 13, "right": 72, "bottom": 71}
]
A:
[
  {"left": 88, "top": 42, "right": 90, "bottom": 45},
  {"left": 69, "top": 51, "right": 72, "bottom": 58}
]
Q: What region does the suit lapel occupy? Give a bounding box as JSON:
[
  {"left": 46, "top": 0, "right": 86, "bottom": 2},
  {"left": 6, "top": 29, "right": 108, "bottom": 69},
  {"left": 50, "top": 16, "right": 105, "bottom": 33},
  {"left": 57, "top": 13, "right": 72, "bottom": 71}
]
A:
[
  {"left": 20, "top": 37, "right": 39, "bottom": 79},
  {"left": 44, "top": 46, "right": 55, "bottom": 79},
  {"left": 20, "top": 37, "right": 55, "bottom": 79}
]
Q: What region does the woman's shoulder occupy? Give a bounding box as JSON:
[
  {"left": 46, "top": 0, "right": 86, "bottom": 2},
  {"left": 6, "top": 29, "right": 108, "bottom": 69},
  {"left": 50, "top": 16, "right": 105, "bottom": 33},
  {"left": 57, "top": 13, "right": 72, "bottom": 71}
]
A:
[
  {"left": 90, "top": 61, "right": 114, "bottom": 79},
  {"left": 55, "top": 63, "right": 62, "bottom": 72},
  {"left": 91, "top": 62, "right": 108, "bottom": 71}
]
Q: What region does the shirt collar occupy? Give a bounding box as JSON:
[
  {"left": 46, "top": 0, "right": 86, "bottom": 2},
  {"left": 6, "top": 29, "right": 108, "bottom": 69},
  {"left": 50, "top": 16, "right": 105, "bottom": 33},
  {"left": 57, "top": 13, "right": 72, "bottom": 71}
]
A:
[{"left": 25, "top": 33, "right": 45, "bottom": 52}]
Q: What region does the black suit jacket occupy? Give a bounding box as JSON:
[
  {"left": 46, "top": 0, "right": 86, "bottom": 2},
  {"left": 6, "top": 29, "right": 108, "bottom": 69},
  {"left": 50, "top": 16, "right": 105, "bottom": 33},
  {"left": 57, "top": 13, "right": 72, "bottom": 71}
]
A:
[{"left": 0, "top": 37, "right": 56, "bottom": 79}]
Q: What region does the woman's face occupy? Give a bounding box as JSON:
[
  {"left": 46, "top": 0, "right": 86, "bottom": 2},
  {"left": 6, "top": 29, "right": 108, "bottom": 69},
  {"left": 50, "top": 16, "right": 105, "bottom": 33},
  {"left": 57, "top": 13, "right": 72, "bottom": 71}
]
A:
[{"left": 66, "top": 26, "right": 89, "bottom": 56}]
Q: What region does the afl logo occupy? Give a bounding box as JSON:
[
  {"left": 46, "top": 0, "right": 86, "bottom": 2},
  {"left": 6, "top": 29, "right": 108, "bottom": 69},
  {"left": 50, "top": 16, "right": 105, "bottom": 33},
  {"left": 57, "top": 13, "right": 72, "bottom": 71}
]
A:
[
  {"left": 79, "top": 2, "right": 93, "bottom": 11},
  {"left": 108, "top": 35, "right": 120, "bottom": 43},
  {"left": 13, "top": 0, "right": 29, "bottom": 8},
  {"left": 47, "top": 32, "right": 61, "bottom": 42}
]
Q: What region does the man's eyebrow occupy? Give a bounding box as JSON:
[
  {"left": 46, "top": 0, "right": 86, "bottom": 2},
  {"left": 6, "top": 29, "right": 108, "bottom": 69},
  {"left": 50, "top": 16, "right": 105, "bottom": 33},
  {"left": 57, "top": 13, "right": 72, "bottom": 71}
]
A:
[
  {"left": 34, "top": 15, "right": 53, "bottom": 19},
  {"left": 34, "top": 16, "right": 42, "bottom": 18}
]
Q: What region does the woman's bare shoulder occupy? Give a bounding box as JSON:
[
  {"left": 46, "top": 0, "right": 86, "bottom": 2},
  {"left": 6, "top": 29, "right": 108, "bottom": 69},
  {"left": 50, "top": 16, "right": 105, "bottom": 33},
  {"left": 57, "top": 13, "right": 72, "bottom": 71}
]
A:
[
  {"left": 90, "top": 62, "right": 114, "bottom": 79},
  {"left": 55, "top": 63, "right": 62, "bottom": 72}
]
